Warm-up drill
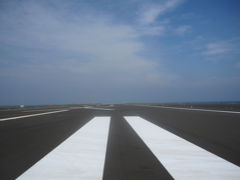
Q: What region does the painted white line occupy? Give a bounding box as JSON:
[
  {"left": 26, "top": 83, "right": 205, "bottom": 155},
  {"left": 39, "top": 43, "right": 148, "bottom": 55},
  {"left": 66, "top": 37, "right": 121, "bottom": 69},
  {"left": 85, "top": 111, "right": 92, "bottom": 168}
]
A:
[
  {"left": 134, "top": 104, "right": 240, "bottom": 114},
  {"left": 17, "top": 116, "right": 110, "bottom": 180},
  {"left": 82, "top": 107, "right": 114, "bottom": 111},
  {"left": 125, "top": 116, "right": 240, "bottom": 180},
  {"left": 22, "top": 109, "right": 65, "bottom": 112},
  {"left": 68, "top": 107, "right": 83, "bottom": 110},
  {"left": 0, "top": 110, "right": 69, "bottom": 121}
]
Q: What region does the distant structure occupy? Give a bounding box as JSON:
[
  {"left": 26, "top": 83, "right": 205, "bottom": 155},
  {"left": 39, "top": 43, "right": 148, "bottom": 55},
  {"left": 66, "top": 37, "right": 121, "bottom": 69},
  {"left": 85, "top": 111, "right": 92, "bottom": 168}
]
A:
[{"left": 20, "top": 105, "right": 25, "bottom": 108}]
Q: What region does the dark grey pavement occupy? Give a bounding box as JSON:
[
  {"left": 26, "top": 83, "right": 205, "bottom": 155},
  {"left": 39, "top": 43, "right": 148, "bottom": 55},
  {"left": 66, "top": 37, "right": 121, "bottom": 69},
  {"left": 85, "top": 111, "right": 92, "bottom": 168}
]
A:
[
  {"left": 0, "top": 105, "right": 239, "bottom": 179},
  {"left": 103, "top": 114, "right": 173, "bottom": 180},
  {"left": 0, "top": 109, "right": 94, "bottom": 179},
  {"left": 117, "top": 104, "right": 240, "bottom": 166}
]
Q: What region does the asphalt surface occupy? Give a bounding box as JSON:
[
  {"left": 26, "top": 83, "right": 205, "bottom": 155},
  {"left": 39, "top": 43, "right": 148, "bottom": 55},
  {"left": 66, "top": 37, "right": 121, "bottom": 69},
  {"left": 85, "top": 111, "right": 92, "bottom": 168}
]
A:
[
  {"left": 0, "top": 108, "right": 68, "bottom": 119},
  {"left": 0, "top": 105, "right": 239, "bottom": 179},
  {"left": 117, "top": 104, "right": 240, "bottom": 166},
  {"left": 0, "top": 109, "right": 108, "bottom": 179},
  {"left": 103, "top": 114, "right": 173, "bottom": 180}
]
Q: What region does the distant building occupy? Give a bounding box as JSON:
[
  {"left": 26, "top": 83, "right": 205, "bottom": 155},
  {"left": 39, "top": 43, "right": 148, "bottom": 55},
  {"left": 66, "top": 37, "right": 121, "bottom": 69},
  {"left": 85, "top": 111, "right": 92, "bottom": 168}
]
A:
[{"left": 20, "top": 105, "right": 25, "bottom": 108}]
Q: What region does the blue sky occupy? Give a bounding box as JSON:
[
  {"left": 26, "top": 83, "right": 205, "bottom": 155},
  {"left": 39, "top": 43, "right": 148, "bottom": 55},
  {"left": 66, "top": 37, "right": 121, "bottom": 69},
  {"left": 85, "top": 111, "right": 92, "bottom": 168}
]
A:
[{"left": 0, "top": 0, "right": 240, "bottom": 105}]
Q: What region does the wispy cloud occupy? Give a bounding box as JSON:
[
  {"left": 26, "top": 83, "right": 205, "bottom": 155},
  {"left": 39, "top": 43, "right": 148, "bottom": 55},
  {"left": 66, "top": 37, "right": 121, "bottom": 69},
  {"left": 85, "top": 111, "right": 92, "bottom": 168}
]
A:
[
  {"left": 0, "top": 0, "right": 177, "bottom": 88},
  {"left": 200, "top": 39, "right": 240, "bottom": 62},
  {"left": 2, "top": 0, "right": 239, "bottom": 104},
  {"left": 137, "top": 25, "right": 166, "bottom": 36},
  {"left": 137, "top": 0, "right": 184, "bottom": 25},
  {"left": 174, "top": 25, "right": 191, "bottom": 36},
  {"left": 203, "top": 42, "right": 232, "bottom": 56}
]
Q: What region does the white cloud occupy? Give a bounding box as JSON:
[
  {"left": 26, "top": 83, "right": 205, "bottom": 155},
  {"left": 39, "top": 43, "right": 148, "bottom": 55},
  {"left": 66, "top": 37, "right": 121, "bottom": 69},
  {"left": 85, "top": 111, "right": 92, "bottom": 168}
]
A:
[
  {"left": 0, "top": 1, "right": 177, "bottom": 87},
  {"left": 195, "top": 38, "right": 240, "bottom": 62},
  {"left": 203, "top": 42, "right": 232, "bottom": 56},
  {"left": 137, "top": 25, "right": 166, "bottom": 36},
  {"left": 138, "top": 6, "right": 163, "bottom": 25},
  {"left": 137, "top": 0, "right": 184, "bottom": 25},
  {"left": 174, "top": 25, "right": 191, "bottom": 36}
]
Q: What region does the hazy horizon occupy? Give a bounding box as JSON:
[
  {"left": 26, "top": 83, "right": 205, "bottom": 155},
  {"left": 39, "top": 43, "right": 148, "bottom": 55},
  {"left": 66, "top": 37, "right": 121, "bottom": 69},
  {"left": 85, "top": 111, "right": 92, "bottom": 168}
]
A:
[{"left": 1, "top": 101, "right": 240, "bottom": 107}]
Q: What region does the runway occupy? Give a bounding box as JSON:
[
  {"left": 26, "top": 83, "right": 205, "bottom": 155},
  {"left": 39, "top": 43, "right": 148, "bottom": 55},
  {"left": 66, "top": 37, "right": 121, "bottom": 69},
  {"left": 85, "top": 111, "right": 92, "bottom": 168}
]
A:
[{"left": 0, "top": 105, "right": 239, "bottom": 179}]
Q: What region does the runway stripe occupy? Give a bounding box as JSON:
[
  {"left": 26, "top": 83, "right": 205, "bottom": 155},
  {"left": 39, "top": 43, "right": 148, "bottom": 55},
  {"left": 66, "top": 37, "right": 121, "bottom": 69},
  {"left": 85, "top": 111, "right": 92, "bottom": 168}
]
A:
[
  {"left": 22, "top": 109, "right": 66, "bottom": 112},
  {"left": 83, "top": 107, "right": 114, "bottom": 111},
  {"left": 0, "top": 109, "right": 69, "bottom": 121},
  {"left": 135, "top": 104, "right": 240, "bottom": 114},
  {"left": 125, "top": 116, "right": 240, "bottom": 180},
  {"left": 103, "top": 115, "right": 173, "bottom": 180},
  {"left": 17, "top": 116, "right": 110, "bottom": 180}
]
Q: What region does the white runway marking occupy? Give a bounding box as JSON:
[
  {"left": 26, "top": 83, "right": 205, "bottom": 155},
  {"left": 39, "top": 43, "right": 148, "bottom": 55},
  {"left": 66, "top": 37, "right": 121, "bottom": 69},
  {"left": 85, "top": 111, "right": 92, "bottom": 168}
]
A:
[
  {"left": 82, "top": 107, "right": 114, "bottom": 111},
  {"left": 125, "top": 116, "right": 240, "bottom": 180},
  {"left": 135, "top": 104, "right": 240, "bottom": 114},
  {"left": 0, "top": 110, "right": 69, "bottom": 121},
  {"left": 17, "top": 117, "right": 110, "bottom": 180},
  {"left": 22, "top": 109, "right": 66, "bottom": 112}
]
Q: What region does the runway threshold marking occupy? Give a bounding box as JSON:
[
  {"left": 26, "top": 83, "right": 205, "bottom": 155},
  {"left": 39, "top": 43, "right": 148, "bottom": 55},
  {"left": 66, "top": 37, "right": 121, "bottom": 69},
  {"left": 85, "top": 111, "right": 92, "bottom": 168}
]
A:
[
  {"left": 0, "top": 109, "right": 69, "bottom": 121},
  {"left": 125, "top": 116, "right": 240, "bottom": 180},
  {"left": 17, "top": 116, "right": 110, "bottom": 180},
  {"left": 135, "top": 105, "right": 240, "bottom": 114}
]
